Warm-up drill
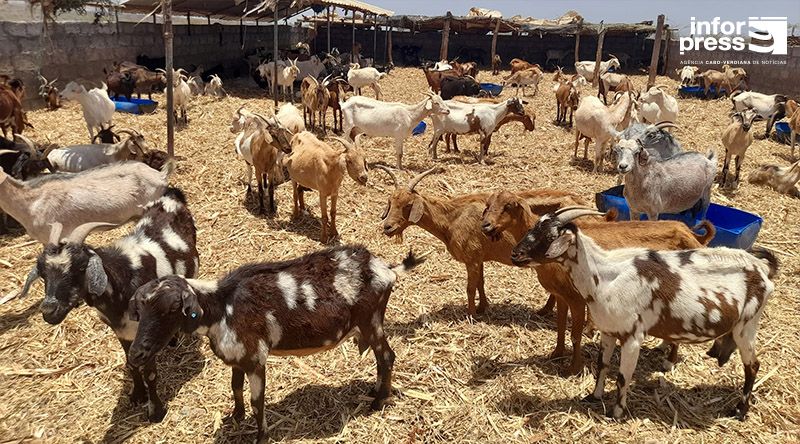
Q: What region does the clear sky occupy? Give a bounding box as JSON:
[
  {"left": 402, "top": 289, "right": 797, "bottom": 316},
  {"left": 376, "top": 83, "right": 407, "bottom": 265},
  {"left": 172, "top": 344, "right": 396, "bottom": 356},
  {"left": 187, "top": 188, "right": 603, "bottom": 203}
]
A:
[{"left": 373, "top": 0, "right": 800, "bottom": 34}]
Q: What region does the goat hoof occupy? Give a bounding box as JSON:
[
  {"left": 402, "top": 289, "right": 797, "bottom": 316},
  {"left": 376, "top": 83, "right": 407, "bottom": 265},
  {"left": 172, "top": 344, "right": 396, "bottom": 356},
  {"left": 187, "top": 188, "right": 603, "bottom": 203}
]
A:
[
  {"left": 475, "top": 305, "right": 488, "bottom": 315},
  {"left": 231, "top": 406, "right": 245, "bottom": 421},
  {"left": 562, "top": 362, "right": 583, "bottom": 376},
  {"left": 129, "top": 389, "right": 147, "bottom": 405},
  {"left": 549, "top": 348, "right": 566, "bottom": 359},
  {"left": 148, "top": 404, "right": 167, "bottom": 423},
  {"left": 731, "top": 401, "right": 749, "bottom": 421},
  {"left": 581, "top": 394, "right": 600, "bottom": 403},
  {"left": 607, "top": 405, "right": 626, "bottom": 420},
  {"left": 370, "top": 397, "right": 387, "bottom": 411}
]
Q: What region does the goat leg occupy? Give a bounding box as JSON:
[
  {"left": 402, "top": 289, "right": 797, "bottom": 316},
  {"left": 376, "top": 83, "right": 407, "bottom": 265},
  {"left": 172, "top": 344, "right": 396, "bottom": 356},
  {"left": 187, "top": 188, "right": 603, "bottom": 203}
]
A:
[
  {"left": 536, "top": 294, "right": 557, "bottom": 315},
  {"left": 476, "top": 263, "right": 488, "bottom": 314},
  {"left": 551, "top": 298, "right": 568, "bottom": 359},
  {"left": 231, "top": 368, "right": 246, "bottom": 420},
  {"left": 248, "top": 365, "right": 267, "bottom": 442},
  {"left": 583, "top": 333, "right": 616, "bottom": 402},
  {"left": 319, "top": 193, "right": 329, "bottom": 243},
  {"left": 120, "top": 339, "right": 147, "bottom": 405},
  {"left": 566, "top": 300, "right": 587, "bottom": 375},
  {"left": 140, "top": 359, "right": 167, "bottom": 422},
  {"left": 734, "top": 155, "right": 743, "bottom": 188},
  {"left": 610, "top": 336, "right": 642, "bottom": 419},
  {"left": 329, "top": 194, "right": 339, "bottom": 241}
]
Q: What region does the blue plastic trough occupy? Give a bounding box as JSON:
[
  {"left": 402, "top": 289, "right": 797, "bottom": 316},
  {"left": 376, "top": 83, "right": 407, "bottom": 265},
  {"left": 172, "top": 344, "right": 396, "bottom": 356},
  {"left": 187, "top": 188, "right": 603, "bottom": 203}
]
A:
[
  {"left": 775, "top": 121, "right": 796, "bottom": 145},
  {"left": 678, "top": 85, "right": 728, "bottom": 98},
  {"left": 595, "top": 185, "right": 763, "bottom": 249},
  {"left": 480, "top": 83, "right": 503, "bottom": 96},
  {"left": 112, "top": 97, "right": 158, "bottom": 115},
  {"left": 412, "top": 121, "right": 427, "bottom": 136}
]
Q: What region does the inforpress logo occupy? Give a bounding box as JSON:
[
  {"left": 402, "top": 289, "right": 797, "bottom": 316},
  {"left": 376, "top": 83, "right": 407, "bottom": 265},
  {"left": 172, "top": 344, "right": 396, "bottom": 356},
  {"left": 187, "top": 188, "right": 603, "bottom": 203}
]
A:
[{"left": 679, "top": 17, "right": 788, "bottom": 55}]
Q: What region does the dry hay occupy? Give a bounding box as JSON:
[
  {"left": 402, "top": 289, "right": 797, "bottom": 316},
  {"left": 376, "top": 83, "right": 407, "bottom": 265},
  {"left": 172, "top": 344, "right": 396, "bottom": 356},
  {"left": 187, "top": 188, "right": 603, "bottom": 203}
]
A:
[{"left": 1, "top": 68, "right": 799, "bottom": 444}]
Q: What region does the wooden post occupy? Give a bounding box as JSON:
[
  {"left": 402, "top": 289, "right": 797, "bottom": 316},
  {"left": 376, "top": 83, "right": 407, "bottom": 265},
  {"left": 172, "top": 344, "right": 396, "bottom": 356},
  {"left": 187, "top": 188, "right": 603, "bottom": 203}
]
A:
[
  {"left": 240, "top": 18, "right": 243, "bottom": 45},
  {"left": 592, "top": 22, "right": 605, "bottom": 86},
  {"left": 207, "top": 15, "right": 211, "bottom": 25},
  {"left": 114, "top": 6, "right": 120, "bottom": 35},
  {"left": 648, "top": 14, "right": 666, "bottom": 89},
  {"left": 662, "top": 27, "right": 671, "bottom": 75},
  {"left": 387, "top": 22, "right": 393, "bottom": 64},
  {"left": 163, "top": 0, "right": 174, "bottom": 156},
  {"left": 383, "top": 16, "right": 388, "bottom": 64},
  {"left": 153, "top": 13, "right": 157, "bottom": 25},
  {"left": 440, "top": 12, "right": 452, "bottom": 61},
  {"left": 574, "top": 19, "right": 583, "bottom": 65},
  {"left": 351, "top": 9, "right": 356, "bottom": 64},
  {"left": 373, "top": 14, "right": 378, "bottom": 60},
  {"left": 273, "top": 9, "right": 278, "bottom": 107},
  {"left": 490, "top": 18, "right": 500, "bottom": 68},
  {"left": 326, "top": 6, "right": 331, "bottom": 53}
]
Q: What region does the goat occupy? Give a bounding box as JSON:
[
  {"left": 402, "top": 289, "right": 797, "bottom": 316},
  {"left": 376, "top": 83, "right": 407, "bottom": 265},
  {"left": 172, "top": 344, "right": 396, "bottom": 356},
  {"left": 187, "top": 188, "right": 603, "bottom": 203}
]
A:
[
  {"left": 295, "top": 55, "right": 326, "bottom": 81},
  {"left": 28, "top": 188, "right": 199, "bottom": 423},
  {"left": 0, "top": 85, "right": 32, "bottom": 138},
  {"left": 421, "top": 66, "right": 459, "bottom": 93},
  {"left": 573, "top": 92, "right": 636, "bottom": 173},
  {"left": 126, "top": 246, "right": 425, "bottom": 442},
  {"left": 0, "top": 134, "right": 53, "bottom": 181},
  {"left": 165, "top": 69, "right": 192, "bottom": 124},
  {"left": 376, "top": 166, "right": 582, "bottom": 315},
  {"left": 47, "top": 129, "right": 149, "bottom": 173},
  {"left": 105, "top": 69, "right": 136, "bottom": 100},
  {"left": 347, "top": 65, "right": 385, "bottom": 100},
  {"left": 275, "top": 103, "right": 305, "bottom": 134},
  {"left": 428, "top": 98, "right": 526, "bottom": 164},
  {"left": 613, "top": 122, "right": 683, "bottom": 163},
  {"left": 0, "top": 160, "right": 175, "bottom": 245},
  {"left": 37, "top": 74, "right": 61, "bottom": 110},
  {"left": 731, "top": 91, "right": 788, "bottom": 138},
  {"left": 502, "top": 67, "right": 543, "bottom": 97},
  {"left": 186, "top": 76, "right": 205, "bottom": 96},
  {"left": 575, "top": 56, "right": 620, "bottom": 83},
  {"left": 637, "top": 85, "right": 679, "bottom": 125},
  {"left": 616, "top": 145, "right": 717, "bottom": 221},
  {"left": 555, "top": 77, "right": 583, "bottom": 126},
  {"left": 433, "top": 60, "right": 453, "bottom": 71},
  {"left": 699, "top": 65, "right": 746, "bottom": 98},
  {"left": 439, "top": 76, "right": 481, "bottom": 100},
  {"left": 92, "top": 124, "right": 121, "bottom": 144},
  {"left": 482, "top": 191, "right": 715, "bottom": 373},
  {"left": 598, "top": 73, "right": 634, "bottom": 105},
  {"left": 676, "top": 65, "right": 700, "bottom": 86},
  {"left": 277, "top": 59, "right": 300, "bottom": 102},
  {"left": 510, "top": 207, "right": 778, "bottom": 420},
  {"left": 116, "top": 64, "right": 167, "bottom": 99},
  {"left": 283, "top": 132, "right": 368, "bottom": 243},
  {"left": 204, "top": 74, "right": 226, "bottom": 97},
  {"left": 443, "top": 98, "right": 536, "bottom": 153},
  {"left": 325, "top": 78, "right": 348, "bottom": 133},
  {"left": 720, "top": 109, "right": 760, "bottom": 189},
  {"left": 342, "top": 91, "right": 451, "bottom": 169},
  {"left": 0, "top": 76, "right": 25, "bottom": 101},
  {"left": 492, "top": 54, "right": 502, "bottom": 75},
  {"left": 509, "top": 58, "right": 541, "bottom": 74},
  {"left": 788, "top": 99, "right": 800, "bottom": 158},
  {"left": 301, "top": 76, "right": 330, "bottom": 133},
  {"left": 748, "top": 160, "right": 800, "bottom": 197},
  {"left": 545, "top": 50, "right": 572, "bottom": 69},
  {"left": 60, "top": 81, "right": 115, "bottom": 140}
]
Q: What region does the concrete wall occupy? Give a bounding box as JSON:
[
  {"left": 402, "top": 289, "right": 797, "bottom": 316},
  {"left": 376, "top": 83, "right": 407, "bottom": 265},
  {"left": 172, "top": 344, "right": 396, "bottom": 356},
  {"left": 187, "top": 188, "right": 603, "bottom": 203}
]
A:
[
  {"left": 665, "top": 39, "right": 800, "bottom": 96},
  {"left": 0, "top": 20, "right": 310, "bottom": 106}
]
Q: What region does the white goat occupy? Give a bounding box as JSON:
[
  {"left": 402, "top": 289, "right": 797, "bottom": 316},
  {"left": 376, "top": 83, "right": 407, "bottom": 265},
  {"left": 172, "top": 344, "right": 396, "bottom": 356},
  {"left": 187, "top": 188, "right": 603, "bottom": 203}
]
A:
[
  {"left": 187, "top": 76, "right": 205, "bottom": 96},
  {"left": 342, "top": 91, "right": 451, "bottom": 169},
  {"left": 47, "top": 129, "right": 150, "bottom": 172},
  {"left": 511, "top": 207, "right": 777, "bottom": 421},
  {"left": 347, "top": 65, "right": 386, "bottom": 100},
  {"left": 573, "top": 92, "right": 636, "bottom": 173},
  {"left": 295, "top": 56, "right": 326, "bottom": 81},
  {"left": 731, "top": 91, "right": 788, "bottom": 137},
  {"left": 0, "top": 160, "right": 175, "bottom": 244},
  {"left": 204, "top": 74, "right": 226, "bottom": 97},
  {"left": 59, "top": 81, "right": 115, "bottom": 140},
  {"left": 277, "top": 59, "right": 300, "bottom": 102},
  {"left": 162, "top": 69, "right": 192, "bottom": 124},
  {"left": 433, "top": 60, "right": 453, "bottom": 71},
  {"left": 637, "top": 85, "right": 679, "bottom": 125},
  {"left": 276, "top": 103, "right": 305, "bottom": 134},
  {"left": 676, "top": 65, "right": 700, "bottom": 86},
  {"left": 575, "top": 56, "right": 620, "bottom": 83}
]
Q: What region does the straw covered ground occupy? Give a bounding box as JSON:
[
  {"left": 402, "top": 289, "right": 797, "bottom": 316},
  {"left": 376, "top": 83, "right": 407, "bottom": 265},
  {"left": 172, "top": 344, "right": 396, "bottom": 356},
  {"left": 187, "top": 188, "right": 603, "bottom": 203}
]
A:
[{"left": 1, "top": 67, "right": 798, "bottom": 443}]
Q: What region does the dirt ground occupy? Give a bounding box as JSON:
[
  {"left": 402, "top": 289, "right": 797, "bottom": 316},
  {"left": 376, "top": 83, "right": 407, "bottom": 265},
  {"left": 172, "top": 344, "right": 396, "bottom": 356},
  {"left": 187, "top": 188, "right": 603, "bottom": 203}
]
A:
[{"left": 1, "top": 67, "right": 798, "bottom": 443}]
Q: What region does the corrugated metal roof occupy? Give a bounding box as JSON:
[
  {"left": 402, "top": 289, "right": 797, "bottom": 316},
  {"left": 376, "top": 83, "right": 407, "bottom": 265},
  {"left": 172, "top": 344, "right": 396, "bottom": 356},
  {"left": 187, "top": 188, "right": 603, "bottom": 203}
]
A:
[{"left": 119, "top": 0, "right": 391, "bottom": 21}]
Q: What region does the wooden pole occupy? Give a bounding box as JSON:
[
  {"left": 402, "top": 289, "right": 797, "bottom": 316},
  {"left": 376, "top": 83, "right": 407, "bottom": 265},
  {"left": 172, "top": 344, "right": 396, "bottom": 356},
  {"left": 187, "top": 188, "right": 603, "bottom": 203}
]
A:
[
  {"left": 383, "top": 16, "right": 388, "bottom": 64},
  {"left": 647, "top": 14, "right": 666, "bottom": 89},
  {"left": 351, "top": 9, "right": 356, "bottom": 64},
  {"left": 662, "top": 27, "right": 671, "bottom": 75},
  {"left": 440, "top": 11, "right": 452, "bottom": 61},
  {"left": 187, "top": 11, "right": 191, "bottom": 35},
  {"left": 373, "top": 14, "right": 378, "bottom": 61},
  {"left": 574, "top": 19, "right": 583, "bottom": 65},
  {"left": 207, "top": 15, "right": 211, "bottom": 25},
  {"left": 387, "top": 22, "right": 393, "bottom": 64},
  {"left": 273, "top": 9, "right": 278, "bottom": 107},
  {"left": 114, "top": 7, "right": 120, "bottom": 35},
  {"left": 164, "top": 0, "right": 174, "bottom": 156},
  {"left": 326, "top": 6, "right": 331, "bottom": 53},
  {"left": 592, "top": 21, "right": 606, "bottom": 86},
  {"left": 490, "top": 18, "right": 500, "bottom": 68}
]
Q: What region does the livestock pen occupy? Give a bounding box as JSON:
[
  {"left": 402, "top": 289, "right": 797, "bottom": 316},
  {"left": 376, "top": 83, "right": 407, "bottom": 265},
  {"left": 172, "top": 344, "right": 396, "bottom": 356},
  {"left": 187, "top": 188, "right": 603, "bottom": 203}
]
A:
[{"left": 1, "top": 65, "right": 798, "bottom": 443}]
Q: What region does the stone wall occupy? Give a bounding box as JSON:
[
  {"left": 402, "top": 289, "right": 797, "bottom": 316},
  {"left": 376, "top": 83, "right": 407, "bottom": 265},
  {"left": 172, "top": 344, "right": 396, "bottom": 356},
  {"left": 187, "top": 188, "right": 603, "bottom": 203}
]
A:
[
  {"left": 665, "top": 39, "right": 800, "bottom": 96},
  {"left": 0, "top": 20, "right": 310, "bottom": 106}
]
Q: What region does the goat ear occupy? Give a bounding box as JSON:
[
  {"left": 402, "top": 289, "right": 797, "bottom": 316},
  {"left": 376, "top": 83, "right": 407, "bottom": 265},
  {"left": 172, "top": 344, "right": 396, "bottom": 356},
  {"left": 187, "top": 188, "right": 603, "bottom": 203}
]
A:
[
  {"left": 545, "top": 231, "right": 575, "bottom": 259},
  {"left": 86, "top": 252, "right": 108, "bottom": 296},
  {"left": 380, "top": 199, "right": 390, "bottom": 220},
  {"left": 181, "top": 286, "right": 203, "bottom": 320},
  {"left": 409, "top": 197, "right": 424, "bottom": 223},
  {"left": 637, "top": 148, "right": 650, "bottom": 165},
  {"left": 127, "top": 293, "right": 140, "bottom": 321}
]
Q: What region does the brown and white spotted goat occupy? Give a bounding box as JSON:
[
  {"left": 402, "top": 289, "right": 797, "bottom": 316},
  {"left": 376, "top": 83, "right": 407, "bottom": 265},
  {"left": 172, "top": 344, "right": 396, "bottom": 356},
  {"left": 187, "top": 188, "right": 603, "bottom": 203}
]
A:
[
  {"left": 511, "top": 207, "right": 778, "bottom": 420},
  {"left": 29, "top": 187, "right": 199, "bottom": 422},
  {"left": 127, "top": 245, "right": 425, "bottom": 443}
]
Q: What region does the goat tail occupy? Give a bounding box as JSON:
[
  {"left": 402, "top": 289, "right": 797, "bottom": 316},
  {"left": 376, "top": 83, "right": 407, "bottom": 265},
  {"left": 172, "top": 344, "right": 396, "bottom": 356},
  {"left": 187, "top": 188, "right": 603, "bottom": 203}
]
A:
[
  {"left": 390, "top": 250, "right": 431, "bottom": 276},
  {"left": 161, "top": 157, "right": 178, "bottom": 178},
  {"left": 748, "top": 246, "right": 779, "bottom": 279},
  {"left": 706, "top": 149, "right": 717, "bottom": 162},
  {"left": 692, "top": 220, "right": 716, "bottom": 246}
]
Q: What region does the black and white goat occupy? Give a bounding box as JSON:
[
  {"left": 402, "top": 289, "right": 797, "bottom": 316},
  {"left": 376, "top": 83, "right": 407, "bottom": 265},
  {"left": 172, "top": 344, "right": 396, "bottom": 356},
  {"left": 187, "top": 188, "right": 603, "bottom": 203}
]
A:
[
  {"left": 511, "top": 207, "right": 778, "bottom": 421},
  {"left": 126, "top": 245, "right": 425, "bottom": 442},
  {"left": 26, "top": 188, "right": 199, "bottom": 422}
]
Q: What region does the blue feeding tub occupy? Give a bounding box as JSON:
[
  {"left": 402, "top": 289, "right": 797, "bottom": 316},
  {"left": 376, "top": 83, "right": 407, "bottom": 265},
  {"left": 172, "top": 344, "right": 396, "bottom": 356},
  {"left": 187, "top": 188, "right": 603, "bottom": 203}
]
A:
[
  {"left": 412, "top": 121, "right": 426, "bottom": 136},
  {"left": 112, "top": 97, "right": 158, "bottom": 115},
  {"left": 774, "top": 121, "right": 796, "bottom": 145},
  {"left": 595, "top": 185, "right": 763, "bottom": 249},
  {"left": 480, "top": 83, "right": 503, "bottom": 96},
  {"left": 678, "top": 85, "right": 727, "bottom": 98}
]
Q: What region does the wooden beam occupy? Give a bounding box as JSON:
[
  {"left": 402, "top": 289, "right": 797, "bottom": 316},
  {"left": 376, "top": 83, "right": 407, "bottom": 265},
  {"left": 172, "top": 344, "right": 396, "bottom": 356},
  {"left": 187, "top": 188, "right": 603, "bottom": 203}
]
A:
[
  {"left": 326, "top": 6, "right": 331, "bottom": 53},
  {"left": 187, "top": 11, "right": 191, "bottom": 35},
  {"left": 387, "top": 22, "right": 393, "bottom": 64},
  {"left": 207, "top": 15, "right": 211, "bottom": 25},
  {"left": 240, "top": 18, "right": 243, "bottom": 46},
  {"left": 383, "top": 16, "right": 388, "bottom": 64},
  {"left": 490, "top": 18, "right": 500, "bottom": 68},
  {"left": 373, "top": 14, "right": 378, "bottom": 60},
  {"left": 648, "top": 14, "right": 666, "bottom": 89},
  {"left": 661, "top": 26, "right": 671, "bottom": 76},
  {"left": 164, "top": 0, "right": 174, "bottom": 156},
  {"left": 440, "top": 11, "right": 452, "bottom": 61},
  {"left": 351, "top": 9, "right": 356, "bottom": 64},
  {"left": 273, "top": 10, "right": 279, "bottom": 107},
  {"left": 114, "top": 6, "right": 120, "bottom": 35},
  {"left": 574, "top": 19, "right": 583, "bottom": 65},
  {"left": 592, "top": 21, "right": 606, "bottom": 86}
]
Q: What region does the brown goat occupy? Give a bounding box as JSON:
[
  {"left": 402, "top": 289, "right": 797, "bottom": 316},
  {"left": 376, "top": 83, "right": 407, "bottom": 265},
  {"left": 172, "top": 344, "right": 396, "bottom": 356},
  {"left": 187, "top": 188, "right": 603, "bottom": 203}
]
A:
[
  {"left": 555, "top": 80, "right": 581, "bottom": 127},
  {"left": 377, "top": 166, "right": 584, "bottom": 315},
  {"left": 421, "top": 66, "right": 459, "bottom": 93},
  {"left": 0, "top": 85, "right": 32, "bottom": 138},
  {"left": 786, "top": 99, "right": 799, "bottom": 158},
  {"left": 444, "top": 103, "right": 536, "bottom": 153},
  {"left": 481, "top": 190, "right": 716, "bottom": 374},
  {"left": 301, "top": 76, "right": 330, "bottom": 134},
  {"left": 748, "top": 160, "right": 800, "bottom": 197},
  {"left": 510, "top": 58, "right": 541, "bottom": 74},
  {"left": 492, "top": 54, "right": 502, "bottom": 75},
  {"left": 325, "top": 79, "right": 349, "bottom": 133},
  {"left": 699, "top": 65, "right": 747, "bottom": 97}
]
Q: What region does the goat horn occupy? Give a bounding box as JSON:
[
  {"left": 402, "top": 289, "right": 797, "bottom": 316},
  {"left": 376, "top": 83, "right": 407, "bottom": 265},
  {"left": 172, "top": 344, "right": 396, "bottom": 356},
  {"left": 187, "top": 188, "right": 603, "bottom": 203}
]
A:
[
  {"left": 552, "top": 206, "right": 605, "bottom": 225},
  {"left": 373, "top": 165, "right": 398, "bottom": 188},
  {"left": 653, "top": 121, "right": 678, "bottom": 130},
  {"left": 64, "top": 222, "right": 119, "bottom": 245},
  {"left": 155, "top": 68, "right": 166, "bottom": 73},
  {"left": 13, "top": 134, "right": 36, "bottom": 153},
  {"left": 48, "top": 223, "right": 64, "bottom": 245},
  {"left": 407, "top": 166, "right": 444, "bottom": 192},
  {"left": 116, "top": 128, "right": 140, "bottom": 137},
  {"left": 655, "top": 84, "right": 669, "bottom": 91},
  {"left": 328, "top": 136, "right": 353, "bottom": 152},
  {"left": 0, "top": 149, "right": 18, "bottom": 156}
]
